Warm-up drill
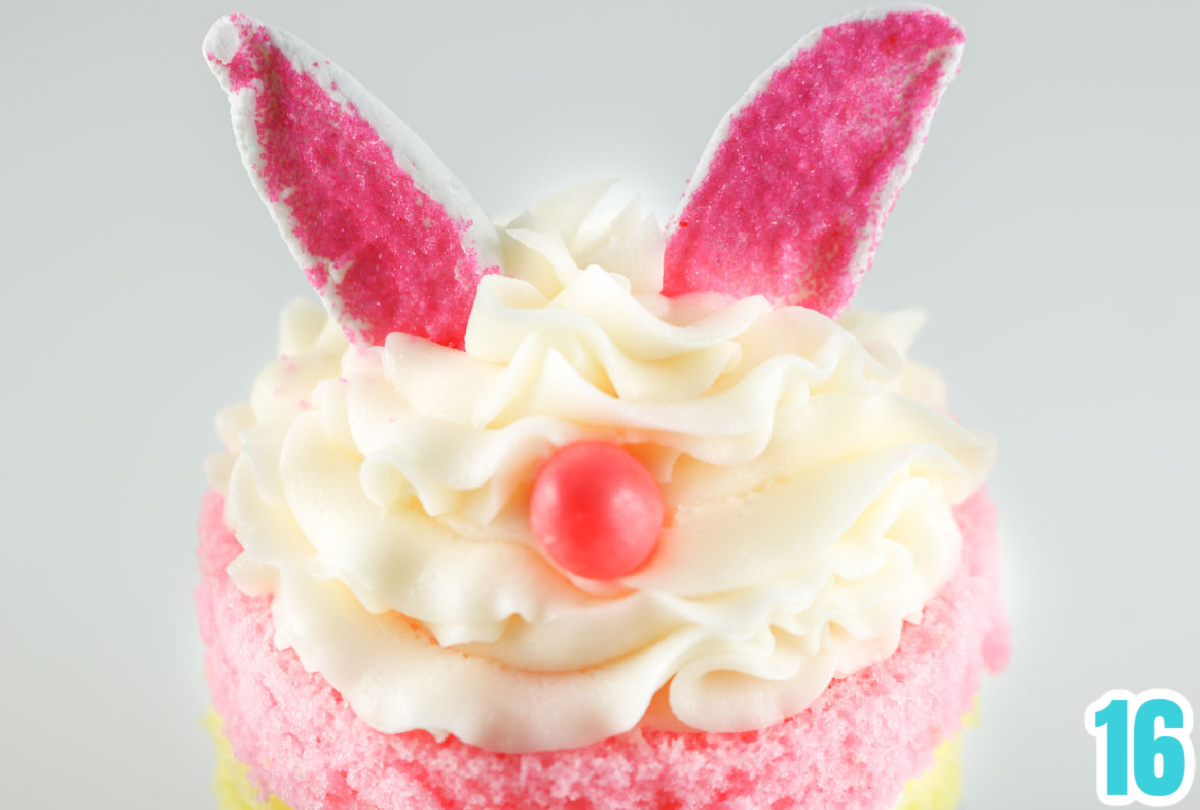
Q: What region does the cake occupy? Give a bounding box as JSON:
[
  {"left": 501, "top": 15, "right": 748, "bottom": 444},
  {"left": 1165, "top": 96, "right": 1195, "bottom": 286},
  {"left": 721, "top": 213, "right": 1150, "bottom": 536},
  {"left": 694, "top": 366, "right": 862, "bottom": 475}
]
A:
[{"left": 197, "top": 8, "right": 1009, "bottom": 810}]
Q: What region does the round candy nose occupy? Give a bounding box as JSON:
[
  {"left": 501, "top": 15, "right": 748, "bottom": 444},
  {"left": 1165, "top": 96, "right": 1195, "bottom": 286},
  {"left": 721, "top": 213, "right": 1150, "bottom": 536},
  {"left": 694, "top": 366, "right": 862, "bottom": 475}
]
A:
[{"left": 529, "top": 441, "right": 665, "bottom": 580}]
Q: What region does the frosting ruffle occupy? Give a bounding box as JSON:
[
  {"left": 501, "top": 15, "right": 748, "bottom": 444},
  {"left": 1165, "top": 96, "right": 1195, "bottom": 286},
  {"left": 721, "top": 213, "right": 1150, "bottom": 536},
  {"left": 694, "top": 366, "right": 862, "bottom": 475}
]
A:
[{"left": 209, "top": 184, "right": 993, "bottom": 752}]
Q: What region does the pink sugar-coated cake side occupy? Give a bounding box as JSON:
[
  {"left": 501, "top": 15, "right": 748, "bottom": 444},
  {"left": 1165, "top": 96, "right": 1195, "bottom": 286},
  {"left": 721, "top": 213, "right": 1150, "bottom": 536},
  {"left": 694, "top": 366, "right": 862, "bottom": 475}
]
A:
[
  {"left": 663, "top": 11, "right": 963, "bottom": 318},
  {"left": 210, "top": 16, "right": 494, "bottom": 349},
  {"left": 197, "top": 489, "right": 1008, "bottom": 810}
]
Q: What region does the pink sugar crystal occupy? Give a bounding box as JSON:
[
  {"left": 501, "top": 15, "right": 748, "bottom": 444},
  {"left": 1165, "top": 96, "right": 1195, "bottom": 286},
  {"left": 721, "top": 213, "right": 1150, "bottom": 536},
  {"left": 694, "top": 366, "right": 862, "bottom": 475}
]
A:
[
  {"left": 196, "top": 488, "right": 1007, "bottom": 810},
  {"left": 210, "top": 17, "right": 495, "bottom": 349},
  {"left": 663, "top": 10, "right": 964, "bottom": 317}
]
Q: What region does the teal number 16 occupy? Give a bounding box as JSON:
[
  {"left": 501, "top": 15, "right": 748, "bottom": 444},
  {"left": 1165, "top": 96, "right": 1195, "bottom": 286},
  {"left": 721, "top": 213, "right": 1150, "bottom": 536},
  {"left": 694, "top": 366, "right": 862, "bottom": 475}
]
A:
[{"left": 1086, "top": 689, "right": 1195, "bottom": 806}]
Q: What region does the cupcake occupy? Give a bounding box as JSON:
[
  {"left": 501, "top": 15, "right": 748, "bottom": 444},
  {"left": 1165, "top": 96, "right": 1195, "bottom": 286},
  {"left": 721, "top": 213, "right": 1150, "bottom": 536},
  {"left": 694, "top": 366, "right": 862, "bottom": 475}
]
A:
[{"left": 197, "top": 8, "right": 1008, "bottom": 810}]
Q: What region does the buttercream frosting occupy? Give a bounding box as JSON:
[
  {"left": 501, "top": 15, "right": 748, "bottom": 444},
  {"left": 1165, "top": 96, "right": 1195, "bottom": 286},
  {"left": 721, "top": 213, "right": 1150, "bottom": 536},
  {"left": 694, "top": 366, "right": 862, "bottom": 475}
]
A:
[{"left": 208, "top": 183, "right": 993, "bottom": 753}]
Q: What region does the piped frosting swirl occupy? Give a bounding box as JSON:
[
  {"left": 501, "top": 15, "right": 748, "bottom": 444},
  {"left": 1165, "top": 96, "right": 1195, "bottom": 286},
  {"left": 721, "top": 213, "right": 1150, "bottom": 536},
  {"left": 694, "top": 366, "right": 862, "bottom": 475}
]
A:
[{"left": 209, "top": 184, "right": 993, "bottom": 753}]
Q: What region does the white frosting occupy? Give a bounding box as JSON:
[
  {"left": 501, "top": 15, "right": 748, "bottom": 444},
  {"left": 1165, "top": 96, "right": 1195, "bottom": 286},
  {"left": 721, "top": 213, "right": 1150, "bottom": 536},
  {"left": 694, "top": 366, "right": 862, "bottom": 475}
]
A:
[{"left": 210, "top": 184, "right": 993, "bottom": 753}]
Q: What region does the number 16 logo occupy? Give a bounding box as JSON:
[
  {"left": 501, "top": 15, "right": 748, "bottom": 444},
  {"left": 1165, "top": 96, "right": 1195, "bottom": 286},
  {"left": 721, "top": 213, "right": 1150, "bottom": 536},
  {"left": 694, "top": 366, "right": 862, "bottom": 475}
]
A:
[{"left": 1086, "top": 689, "right": 1195, "bottom": 806}]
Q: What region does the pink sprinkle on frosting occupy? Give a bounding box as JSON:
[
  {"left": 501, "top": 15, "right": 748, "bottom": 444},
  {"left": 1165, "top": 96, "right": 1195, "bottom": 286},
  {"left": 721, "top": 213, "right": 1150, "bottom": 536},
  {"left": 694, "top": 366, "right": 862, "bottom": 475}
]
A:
[
  {"left": 663, "top": 10, "right": 964, "bottom": 317},
  {"left": 212, "top": 17, "right": 494, "bottom": 349}
]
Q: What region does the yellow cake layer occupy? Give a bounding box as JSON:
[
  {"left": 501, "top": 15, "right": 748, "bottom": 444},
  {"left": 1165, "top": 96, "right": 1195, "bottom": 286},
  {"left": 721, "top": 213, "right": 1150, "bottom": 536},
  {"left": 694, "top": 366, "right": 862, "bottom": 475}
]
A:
[
  {"left": 893, "top": 732, "right": 961, "bottom": 810},
  {"left": 204, "top": 712, "right": 290, "bottom": 810},
  {"left": 205, "top": 709, "right": 964, "bottom": 810}
]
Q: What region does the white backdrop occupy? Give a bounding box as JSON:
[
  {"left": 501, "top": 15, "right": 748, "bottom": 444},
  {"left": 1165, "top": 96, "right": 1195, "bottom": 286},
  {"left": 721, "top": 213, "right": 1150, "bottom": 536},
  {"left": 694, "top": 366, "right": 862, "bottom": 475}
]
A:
[{"left": 3, "top": 0, "right": 1198, "bottom": 807}]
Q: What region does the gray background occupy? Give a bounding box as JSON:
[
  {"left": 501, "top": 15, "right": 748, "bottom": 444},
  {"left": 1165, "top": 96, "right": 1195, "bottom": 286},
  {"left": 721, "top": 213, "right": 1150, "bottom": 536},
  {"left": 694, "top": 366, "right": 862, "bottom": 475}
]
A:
[{"left": 3, "top": 0, "right": 1198, "bottom": 807}]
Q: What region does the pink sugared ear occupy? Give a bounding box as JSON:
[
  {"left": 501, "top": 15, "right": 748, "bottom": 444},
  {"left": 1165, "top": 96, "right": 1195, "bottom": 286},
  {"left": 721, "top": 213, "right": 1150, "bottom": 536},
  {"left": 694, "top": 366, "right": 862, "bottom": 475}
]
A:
[
  {"left": 662, "top": 8, "right": 964, "bottom": 316},
  {"left": 203, "top": 16, "right": 501, "bottom": 348}
]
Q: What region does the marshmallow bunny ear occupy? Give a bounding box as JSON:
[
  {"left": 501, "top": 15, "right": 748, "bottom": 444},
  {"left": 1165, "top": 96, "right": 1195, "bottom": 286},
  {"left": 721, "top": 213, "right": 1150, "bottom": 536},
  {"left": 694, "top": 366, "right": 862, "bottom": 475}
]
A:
[
  {"left": 204, "top": 15, "right": 501, "bottom": 348},
  {"left": 663, "top": 8, "right": 964, "bottom": 316}
]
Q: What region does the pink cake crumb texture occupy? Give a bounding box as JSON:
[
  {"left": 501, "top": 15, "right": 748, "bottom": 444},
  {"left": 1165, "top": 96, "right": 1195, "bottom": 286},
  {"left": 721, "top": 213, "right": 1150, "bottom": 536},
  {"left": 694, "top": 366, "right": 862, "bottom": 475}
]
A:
[
  {"left": 663, "top": 11, "right": 964, "bottom": 318},
  {"left": 196, "top": 488, "right": 1007, "bottom": 810},
  {"left": 210, "top": 16, "right": 492, "bottom": 349}
]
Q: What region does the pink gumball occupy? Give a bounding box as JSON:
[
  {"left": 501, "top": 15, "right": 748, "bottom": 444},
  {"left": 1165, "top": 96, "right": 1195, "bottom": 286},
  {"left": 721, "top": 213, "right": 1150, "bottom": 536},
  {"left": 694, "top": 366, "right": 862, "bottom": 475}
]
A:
[{"left": 529, "top": 442, "right": 665, "bottom": 580}]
